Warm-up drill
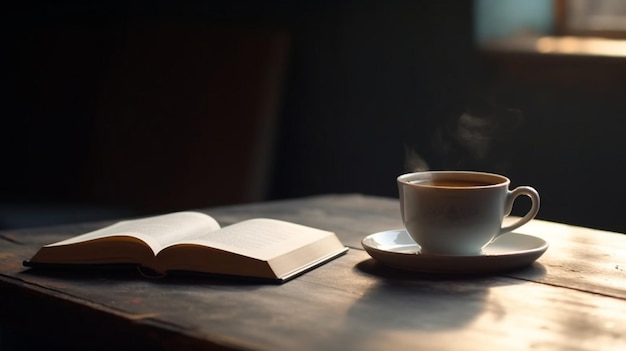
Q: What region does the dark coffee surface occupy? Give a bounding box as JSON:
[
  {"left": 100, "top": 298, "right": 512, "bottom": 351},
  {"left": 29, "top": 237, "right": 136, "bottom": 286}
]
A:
[{"left": 414, "top": 180, "right": 492, "bottom": 187}]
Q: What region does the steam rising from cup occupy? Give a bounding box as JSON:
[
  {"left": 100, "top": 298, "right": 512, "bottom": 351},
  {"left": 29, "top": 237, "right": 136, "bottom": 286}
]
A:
[{"left": 405, "top": 98, "right": 524, "bottom": 174}]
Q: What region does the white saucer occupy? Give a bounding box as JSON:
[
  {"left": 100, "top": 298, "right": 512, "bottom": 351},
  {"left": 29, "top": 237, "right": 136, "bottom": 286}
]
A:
[{"left": 361, "top": 229, "right": 548, "bottom": 274}]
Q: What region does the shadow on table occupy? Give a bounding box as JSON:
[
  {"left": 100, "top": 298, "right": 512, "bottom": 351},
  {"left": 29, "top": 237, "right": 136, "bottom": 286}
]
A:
[
  {"left": 340, "top": 258, "right": 547, "bottom": 340},
  {"left": 354, "top": 258, "right": 547, "bottom": 281},
  {"left": 19, "top": 265, "right": 277, "bottom": 288}
]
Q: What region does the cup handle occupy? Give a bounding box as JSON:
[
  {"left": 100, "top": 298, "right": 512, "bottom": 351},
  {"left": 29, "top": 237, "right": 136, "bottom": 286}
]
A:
[{"left": 498, "top": 186, "right": 540, "bottom": 236}]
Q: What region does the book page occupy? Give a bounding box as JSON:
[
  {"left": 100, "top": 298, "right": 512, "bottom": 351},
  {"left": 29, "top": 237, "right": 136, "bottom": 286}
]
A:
[
  {"left": 45, "top": 212, "right": 221, "bottom": 254},
  {"left": 172, "top": 218, "right": 335, "bottom": 261}
]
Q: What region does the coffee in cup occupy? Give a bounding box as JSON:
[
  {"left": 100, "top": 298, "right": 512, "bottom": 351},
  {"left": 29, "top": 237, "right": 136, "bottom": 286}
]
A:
[{"left": 397, "top": 171, "right": 540, "bottom": 255}]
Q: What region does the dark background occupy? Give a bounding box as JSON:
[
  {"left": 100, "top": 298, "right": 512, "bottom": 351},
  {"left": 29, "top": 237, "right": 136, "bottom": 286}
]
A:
[{"left": 1, "top": 1, "right": 626, "bottom": 233}]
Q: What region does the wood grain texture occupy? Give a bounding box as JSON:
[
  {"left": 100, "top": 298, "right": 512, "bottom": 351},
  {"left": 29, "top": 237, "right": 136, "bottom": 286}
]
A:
[{"left": 1, "top": 194, "right": 626, "bottom": 350}]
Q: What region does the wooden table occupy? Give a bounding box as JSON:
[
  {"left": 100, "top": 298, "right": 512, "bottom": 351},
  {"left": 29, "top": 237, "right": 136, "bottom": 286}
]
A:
[{"left": 1, "top": 194, "right": 625, "bottom": 350}]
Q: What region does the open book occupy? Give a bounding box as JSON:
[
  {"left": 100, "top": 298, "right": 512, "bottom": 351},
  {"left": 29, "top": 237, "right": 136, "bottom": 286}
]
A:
[{"left": 24, "top": 212, "right": 348, "bottom": 282}]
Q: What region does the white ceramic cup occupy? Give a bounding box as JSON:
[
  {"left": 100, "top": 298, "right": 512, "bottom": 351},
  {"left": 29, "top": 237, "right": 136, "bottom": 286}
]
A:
[{"left": 397, "top": 171, "right": 540, "bottom": 255}]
